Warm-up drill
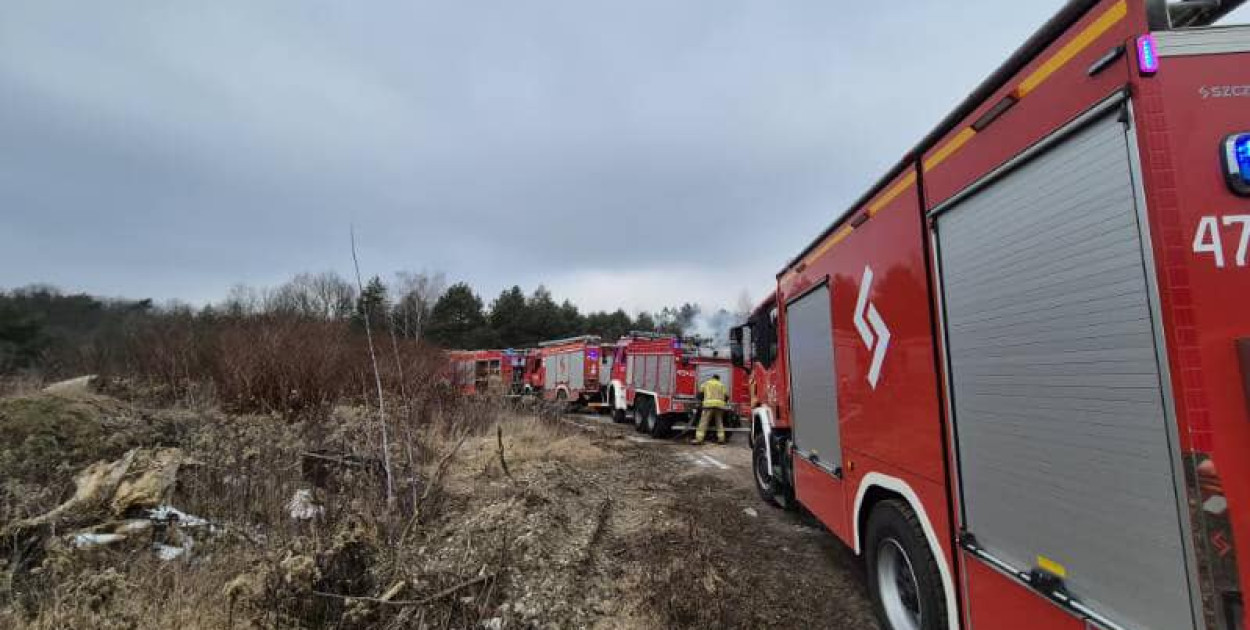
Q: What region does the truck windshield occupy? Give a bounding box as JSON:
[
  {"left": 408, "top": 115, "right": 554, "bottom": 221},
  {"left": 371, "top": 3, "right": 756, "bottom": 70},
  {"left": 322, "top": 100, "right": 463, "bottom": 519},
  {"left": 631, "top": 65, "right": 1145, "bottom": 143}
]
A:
[
  {"left": 748, "top": 308, "right": 779, "bottom": 369},
  {"left": 1150, "top": 0, "right": 1249, "bottom": 28}
]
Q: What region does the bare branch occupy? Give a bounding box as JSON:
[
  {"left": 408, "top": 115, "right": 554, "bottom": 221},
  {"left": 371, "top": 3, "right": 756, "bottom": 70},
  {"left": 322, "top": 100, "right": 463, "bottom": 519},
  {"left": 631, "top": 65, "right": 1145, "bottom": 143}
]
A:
[{"left": 350, "top": 225, "right": 395, "bottom": 509}]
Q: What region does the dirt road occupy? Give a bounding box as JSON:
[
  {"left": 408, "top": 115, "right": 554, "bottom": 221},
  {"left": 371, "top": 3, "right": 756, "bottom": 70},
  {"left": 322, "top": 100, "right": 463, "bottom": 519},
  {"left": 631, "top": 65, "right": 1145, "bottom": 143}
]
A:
[{"left": 556, "top": 411, "right": 880, "bottom": 629}]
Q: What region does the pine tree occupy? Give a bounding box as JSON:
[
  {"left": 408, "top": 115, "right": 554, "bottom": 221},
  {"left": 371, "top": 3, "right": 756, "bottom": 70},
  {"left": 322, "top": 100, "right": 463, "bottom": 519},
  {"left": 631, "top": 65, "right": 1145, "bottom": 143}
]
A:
[
  {"left": 426, "top": 283, "right": 487, "bottom": 348},
  {"left": 489, "top": 286, "right": 528, "bottom": 347},
  {"left": 353, "top": 276, "right": 390, "bottom": 331}
]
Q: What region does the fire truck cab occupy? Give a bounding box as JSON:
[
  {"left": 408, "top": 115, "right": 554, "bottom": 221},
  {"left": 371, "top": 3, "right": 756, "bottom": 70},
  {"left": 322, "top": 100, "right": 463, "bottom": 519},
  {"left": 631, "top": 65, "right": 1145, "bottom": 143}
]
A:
[{"left": 734, "top": 2, "right": 1250, "bottom": 629}]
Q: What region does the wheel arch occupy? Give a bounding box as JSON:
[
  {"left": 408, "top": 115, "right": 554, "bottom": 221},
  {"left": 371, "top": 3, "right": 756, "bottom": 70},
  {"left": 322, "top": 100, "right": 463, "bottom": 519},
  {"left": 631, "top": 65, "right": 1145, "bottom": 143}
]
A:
[
  {"left": 852, "top": 472, "right": 959, "bottom": 630},
  {"left": 607, "top": 380, "right": 627, "bottom": 410}
]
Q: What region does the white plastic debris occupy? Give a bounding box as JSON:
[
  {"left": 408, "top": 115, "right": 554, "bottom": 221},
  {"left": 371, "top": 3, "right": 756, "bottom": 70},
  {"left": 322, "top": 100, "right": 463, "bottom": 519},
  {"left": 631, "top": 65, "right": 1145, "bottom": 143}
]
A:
[
  {"left": 154, "top": 534, "right": 194, "bottom": 561},
  {"left": 72, "top": 533, "right": 127, "bottom": 549},
  {"left": 114, "top": 519, "right": 154, "bottom": 534},
  {"left": 743, "top": 507, "right": 759, "bottom": 518},
  {"left": 481, "top": 617, "right": 503, "bottom": 630},
  {"left": 147, "top": 505, "right": 209, "bottom": 527},
  {"left": 286, "top": 489, "right": 324, "bottom": 520}
]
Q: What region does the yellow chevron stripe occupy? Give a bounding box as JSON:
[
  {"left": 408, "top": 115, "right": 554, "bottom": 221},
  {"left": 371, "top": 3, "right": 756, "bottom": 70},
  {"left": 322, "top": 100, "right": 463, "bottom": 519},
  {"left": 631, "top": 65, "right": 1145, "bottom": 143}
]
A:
[
  {"left": 923, "top": 127, "right": 977, "bottom": 173},
  {"left": 923, "top": 0, "right": 1127, "bottom": 174},
  {"left": 867, "top": 171, "right": 918, "bottom": 217},
  {"left": 1017, "top": 0, "right": 1127, "bottom": 97}
]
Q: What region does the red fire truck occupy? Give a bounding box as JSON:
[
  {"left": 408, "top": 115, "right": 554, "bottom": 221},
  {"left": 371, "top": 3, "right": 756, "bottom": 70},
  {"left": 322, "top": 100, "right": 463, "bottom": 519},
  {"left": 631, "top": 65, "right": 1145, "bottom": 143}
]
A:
[
  {"left": 604, "top": 332, "right": 750, "bottom": 438},
  {"left": 446, "top": 349, "right": 527, "bottom": 395},
  {"left": 537, "top": 335, "right": 604, "bottom": 405},
  {"left": 521, "top": 347, "right": 544, "bottom": 395},
  {"left": 732, "top": 2, "right": 1250, "bottom": 629}
]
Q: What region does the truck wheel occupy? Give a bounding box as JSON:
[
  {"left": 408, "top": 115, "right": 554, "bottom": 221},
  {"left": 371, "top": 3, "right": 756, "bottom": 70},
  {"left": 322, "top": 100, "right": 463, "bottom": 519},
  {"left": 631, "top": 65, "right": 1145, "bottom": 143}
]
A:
[
  {"left": 633, "top": 398, "right": 649, "bottom": 433},
  {"left": 650, "top": 412, "right": 672, "bottom": 439},
  {"left": 612, "top": 407, "right": 627, "bottom": 424},
  {"left": 643, "top": 404, "right": 658, "bottom": 435},
  {"left": 555, "top": 389, "right": 569, "bottom": 414},
  {"left": 752, "top": 435, "right": 789, "bottom": 509},
  {"left": 865, "top": 500, "right": 947, "bottom": 630}
]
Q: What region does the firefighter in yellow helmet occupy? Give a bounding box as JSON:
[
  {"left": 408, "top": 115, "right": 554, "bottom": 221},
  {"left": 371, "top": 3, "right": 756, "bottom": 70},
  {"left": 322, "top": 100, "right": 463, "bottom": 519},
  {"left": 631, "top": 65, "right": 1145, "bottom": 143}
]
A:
[{"left": 693, "top": 374, "right": 728, "bottom": 445}]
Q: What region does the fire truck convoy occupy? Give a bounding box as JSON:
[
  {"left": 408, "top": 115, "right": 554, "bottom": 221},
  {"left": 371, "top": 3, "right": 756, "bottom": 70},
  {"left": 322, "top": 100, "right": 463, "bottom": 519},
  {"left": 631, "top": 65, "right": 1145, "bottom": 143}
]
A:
[
  {"left": 731, "top": 1, "right": 1250, "bottom": 629},
  {"left": 449, "top": 332, "right": 750, "bottom": 437}
]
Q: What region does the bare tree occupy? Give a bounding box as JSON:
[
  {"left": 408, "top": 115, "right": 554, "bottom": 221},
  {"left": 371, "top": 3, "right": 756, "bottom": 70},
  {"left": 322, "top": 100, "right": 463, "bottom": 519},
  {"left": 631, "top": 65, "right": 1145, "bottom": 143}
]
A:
[
  {"left": 308, "top": 271, "right": 356, "bottom": 320},
  {"left": 392, "top": 270, "right": 447, "bottom": 341},
  {"left": 261, "top": 272, "right": 357, "bottom": 320},
  {"left": 223, "top": 284, "right": 262, "bottom": 316},
  {"left": 350, "top": 229, "right": 395, "bottom": 509}
]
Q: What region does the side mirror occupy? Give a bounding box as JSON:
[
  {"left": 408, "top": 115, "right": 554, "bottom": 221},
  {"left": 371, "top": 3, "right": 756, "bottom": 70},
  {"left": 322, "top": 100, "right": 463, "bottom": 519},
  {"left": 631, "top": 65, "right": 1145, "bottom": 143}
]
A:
[{"left": 729, "top": 326, "right": 745, "bottom": 368}]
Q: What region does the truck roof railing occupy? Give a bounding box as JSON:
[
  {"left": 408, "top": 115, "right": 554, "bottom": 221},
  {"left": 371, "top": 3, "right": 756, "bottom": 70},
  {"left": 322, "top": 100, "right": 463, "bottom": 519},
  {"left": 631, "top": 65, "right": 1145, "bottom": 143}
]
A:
[
  {"left": 626, "top": 330, "right": 678, "bottom": 340},
  {"left": 537, "top": 334, "right": 602, "bottom": 347}
]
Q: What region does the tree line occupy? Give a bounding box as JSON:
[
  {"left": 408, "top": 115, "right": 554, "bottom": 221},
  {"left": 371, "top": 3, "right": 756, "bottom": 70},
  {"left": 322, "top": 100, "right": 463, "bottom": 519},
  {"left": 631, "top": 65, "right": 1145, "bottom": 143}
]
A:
[{"left": 0, "top": 271, "right": 742, "bottom": 375}]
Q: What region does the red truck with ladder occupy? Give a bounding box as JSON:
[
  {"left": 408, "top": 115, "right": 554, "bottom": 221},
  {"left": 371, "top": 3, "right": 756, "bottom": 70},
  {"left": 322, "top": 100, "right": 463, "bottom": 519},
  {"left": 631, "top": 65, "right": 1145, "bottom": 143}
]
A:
[
  {"left": 604, "top": 332, "right": 749, "bottom": 438},
  {"left": 732, "top": 2, "right": 1250, "bottom": 629}
]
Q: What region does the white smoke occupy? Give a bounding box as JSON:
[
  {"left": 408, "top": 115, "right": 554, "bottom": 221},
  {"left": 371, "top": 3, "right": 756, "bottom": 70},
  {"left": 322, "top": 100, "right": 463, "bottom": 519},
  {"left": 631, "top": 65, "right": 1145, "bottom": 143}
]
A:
[{"left": 688, "top": 305, "right": 748, "bottom": 353}]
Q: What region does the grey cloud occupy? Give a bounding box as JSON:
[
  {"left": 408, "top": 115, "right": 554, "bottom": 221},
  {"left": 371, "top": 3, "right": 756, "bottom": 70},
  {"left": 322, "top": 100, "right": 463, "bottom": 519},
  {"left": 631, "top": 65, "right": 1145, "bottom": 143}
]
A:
[{"left": 7, "top": 1, "right": 1204, "bottom": 309}]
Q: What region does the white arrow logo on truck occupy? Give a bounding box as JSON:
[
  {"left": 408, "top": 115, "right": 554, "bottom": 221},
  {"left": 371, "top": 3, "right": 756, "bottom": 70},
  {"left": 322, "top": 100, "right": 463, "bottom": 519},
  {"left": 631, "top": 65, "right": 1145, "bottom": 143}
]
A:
[{"left": 853, "top": 266, "right": 890, "bottom": 389}]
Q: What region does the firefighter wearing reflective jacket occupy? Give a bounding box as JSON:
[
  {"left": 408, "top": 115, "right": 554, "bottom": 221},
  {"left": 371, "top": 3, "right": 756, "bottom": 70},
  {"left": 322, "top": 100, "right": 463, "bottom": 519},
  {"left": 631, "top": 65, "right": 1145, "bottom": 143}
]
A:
[{"left": 693, "top": 374, "right": 728, "bottom": 445}]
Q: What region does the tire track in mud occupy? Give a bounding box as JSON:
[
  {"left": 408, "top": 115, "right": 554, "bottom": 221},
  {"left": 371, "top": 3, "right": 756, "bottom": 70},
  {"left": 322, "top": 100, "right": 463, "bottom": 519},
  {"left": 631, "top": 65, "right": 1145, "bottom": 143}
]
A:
[{"left": 570, "top": 415, "right": 880, "bottom": 629}]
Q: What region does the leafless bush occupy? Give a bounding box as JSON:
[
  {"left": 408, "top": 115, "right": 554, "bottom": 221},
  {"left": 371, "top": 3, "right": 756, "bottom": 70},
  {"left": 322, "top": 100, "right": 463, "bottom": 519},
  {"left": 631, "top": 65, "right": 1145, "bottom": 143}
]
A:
[{"left": 93, "top": 314, "right": 447, "bottom": 418}]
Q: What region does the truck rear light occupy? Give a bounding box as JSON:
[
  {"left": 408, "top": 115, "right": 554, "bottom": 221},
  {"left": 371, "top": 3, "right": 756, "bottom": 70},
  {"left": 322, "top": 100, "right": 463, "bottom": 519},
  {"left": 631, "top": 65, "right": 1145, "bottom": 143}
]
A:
[
  {"left": 1225, "top": 134, "right": 1250, "bottom": 196},
  {"left": 1136, "top": 34, "right": 1159, "bottom": 76}
]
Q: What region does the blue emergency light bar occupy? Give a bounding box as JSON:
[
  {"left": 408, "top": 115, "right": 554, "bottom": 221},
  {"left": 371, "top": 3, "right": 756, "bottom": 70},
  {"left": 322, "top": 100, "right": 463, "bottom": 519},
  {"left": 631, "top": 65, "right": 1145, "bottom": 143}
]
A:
[
  {"left": 1224, "top": 133, "right": 1250, "bottom": 196},
  {"left": 1136, "top": 34, "right": 1159, "bottom": 76}
]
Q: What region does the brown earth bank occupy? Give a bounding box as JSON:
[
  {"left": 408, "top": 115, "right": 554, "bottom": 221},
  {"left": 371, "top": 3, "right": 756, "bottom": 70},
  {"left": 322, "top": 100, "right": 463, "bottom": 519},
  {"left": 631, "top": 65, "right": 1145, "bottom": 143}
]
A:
[{"left": 0, "top": 378, "right": 877, "bottom": 629}]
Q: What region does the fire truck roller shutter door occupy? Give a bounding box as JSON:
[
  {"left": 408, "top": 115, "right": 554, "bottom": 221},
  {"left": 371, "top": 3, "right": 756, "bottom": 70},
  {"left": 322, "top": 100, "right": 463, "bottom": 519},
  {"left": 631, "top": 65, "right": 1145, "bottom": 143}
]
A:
[
  {"left": 784, "top": 283, "right": 842, "bottom": 473},
  {"left": 696, "top": 364, "right": 732, "bottom": 391},
  {"left": 644, "top": 355, "right": 658, "bottom": 392},
  {"left": 935, "top": 111, "right": 1194, "bottom": 630},
  {"left": 568, "top": 350, "right": 585, "bottom": 391},
  {"left": 658, "top": 355, "right": 674, "bottom": 395}
]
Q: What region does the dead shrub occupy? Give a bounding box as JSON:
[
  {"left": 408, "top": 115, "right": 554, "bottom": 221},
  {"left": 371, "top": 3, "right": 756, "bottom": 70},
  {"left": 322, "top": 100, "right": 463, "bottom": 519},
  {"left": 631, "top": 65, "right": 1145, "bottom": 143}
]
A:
[{"left": 93, "top": 314, "right": 446, "bottom": 418}]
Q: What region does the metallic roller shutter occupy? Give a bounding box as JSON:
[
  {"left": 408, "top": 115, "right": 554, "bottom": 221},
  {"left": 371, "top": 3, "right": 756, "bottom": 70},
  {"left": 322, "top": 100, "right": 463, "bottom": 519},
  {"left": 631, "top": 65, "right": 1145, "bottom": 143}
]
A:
[
  {"left": 785, "top": 284, "right": 842, "bottom": 471},
  {"left": 936, "top": 112, "right": 1193, "bottom": 630},
  {"left": 696, "top": 365, "right": 733, "bottom": 391},
  {"left": 658, "top": 356, "right": 674, "bottom": 395},
  {"left": 568, "top": 351, "right": 585, "bottom": 390}
]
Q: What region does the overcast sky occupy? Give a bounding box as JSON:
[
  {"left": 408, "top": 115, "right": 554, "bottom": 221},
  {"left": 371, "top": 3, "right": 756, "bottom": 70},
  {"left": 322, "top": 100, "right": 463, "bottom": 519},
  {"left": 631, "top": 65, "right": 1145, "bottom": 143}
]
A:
[{"left": 4, "top": 2, "right": 1246, "bottom": 314}]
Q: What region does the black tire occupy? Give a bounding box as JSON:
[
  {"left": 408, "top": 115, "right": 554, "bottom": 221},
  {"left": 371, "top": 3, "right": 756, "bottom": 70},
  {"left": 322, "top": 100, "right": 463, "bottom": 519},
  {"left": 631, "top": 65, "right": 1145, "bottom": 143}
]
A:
[
  {"left": 643, "top": 403, "right": 658, "bottom": 435},
  {"left": 752, "top": 435, "right": 789, "bottom": 509},
  {"left": 612, "top": 407, "right": 627, "bottom": 424},
  {"left": 865, "top": 499, "right": 948, "bottom": 630},
  {"left": 633, "top": 398, "right": 649, "bottom": 433},
  {"left": 555, "top": 389, "right": 570, "bottom": 414},
  {"left": 650, "top": 412, "right": 673, "bottom": 439}
]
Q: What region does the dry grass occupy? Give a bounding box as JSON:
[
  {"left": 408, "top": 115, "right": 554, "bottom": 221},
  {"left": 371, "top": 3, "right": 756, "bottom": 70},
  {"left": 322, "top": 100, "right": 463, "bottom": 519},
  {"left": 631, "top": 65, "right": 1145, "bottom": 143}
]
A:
[{"left": 0, "top": 379, "right": 577, "bottom": 629}]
